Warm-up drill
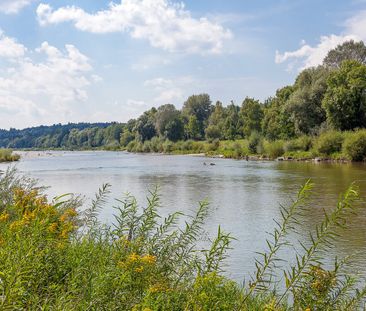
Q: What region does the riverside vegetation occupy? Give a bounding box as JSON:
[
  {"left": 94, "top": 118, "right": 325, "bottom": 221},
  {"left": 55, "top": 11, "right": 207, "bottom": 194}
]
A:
[
  {"left": 0, "top": 168, "right": 365, "bottom": 310},
  {"left": 1, "top": 41, "right": 366, "bottom": 161},
  {"left": 0, "top": 149, "right": 20, "bottom": 163}
]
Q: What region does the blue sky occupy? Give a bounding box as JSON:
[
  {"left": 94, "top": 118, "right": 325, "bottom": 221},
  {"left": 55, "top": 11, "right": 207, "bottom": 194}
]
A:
[{"left": 0, "top": 0, "right": 365, "bottom": 129}]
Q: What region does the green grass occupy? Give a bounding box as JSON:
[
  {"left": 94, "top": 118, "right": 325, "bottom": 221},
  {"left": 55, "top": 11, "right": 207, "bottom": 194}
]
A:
[
  {"left": 0, "top": 168, "right": 365, "bottom": 309},
  {"left": 0, "top": 149, "right": 20, "bottom": 162}
]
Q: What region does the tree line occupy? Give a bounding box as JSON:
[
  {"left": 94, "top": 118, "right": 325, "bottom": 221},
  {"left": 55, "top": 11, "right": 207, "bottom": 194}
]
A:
[{"left": 0, "top": 40, "right": 365, "bottom": 150}]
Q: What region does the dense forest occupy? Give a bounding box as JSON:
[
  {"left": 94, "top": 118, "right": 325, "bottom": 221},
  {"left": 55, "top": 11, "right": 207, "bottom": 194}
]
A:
[
  {"left": 1, "top": 40, "right": 366, "bottom": 158},
  {"left": 0, "top": 122, "right": 123, "bottom": 149}
]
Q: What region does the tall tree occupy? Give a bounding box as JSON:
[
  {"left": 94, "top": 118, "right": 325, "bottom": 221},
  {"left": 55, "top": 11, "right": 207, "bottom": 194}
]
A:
[
  {"left": 262, "top": 86, "right": 295, "bottom": 140},
  {"left": 205, "top": 101, "right": 227, "bottom": 140},
  {"left": 322, "top": 60, "right": 366, "bottom": 130},
  {"left": 182, "top": 94, "right": 212, "bottom": 139},
  {"left": 240, "top": 97, "right": 264, "bottom": 137},
  {"left": 323, "top": 40, "right": 366, "bottom": 68},
  {"left": 224, "top": 102, "right": 241, "bottom": 140},
  {"left": 285, "top": 66, "right": 329, "bottom": 135},
  {"left": 135, "top": 108, "right": 157, "bottom": 142}
]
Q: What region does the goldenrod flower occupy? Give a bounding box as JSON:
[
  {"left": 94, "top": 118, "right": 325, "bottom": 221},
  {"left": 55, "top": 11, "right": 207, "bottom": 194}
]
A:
[
  {"left": 127, "top": 252, "right": 140, "bottom": 262},
  {"left": 0, "top": 212, "right": 9, "bottom": 222},
  {"left": 48, "top": 222, "right": 58, "bottom": 233},
  {"left": 134, "top": 266, "right": 144, "bottom": 273},
  {"left": 141, "top": 254, "right": 156, "bottom": 265}
]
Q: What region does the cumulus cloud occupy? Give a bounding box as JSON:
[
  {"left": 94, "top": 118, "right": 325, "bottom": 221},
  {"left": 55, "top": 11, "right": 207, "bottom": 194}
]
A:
[
  {"left": 144, "top": 76, "right": 194, "bottom": 104},
  {"left": 0, "top": 0, "right": 36, "bottom": 14},
  {"left": 275, "top": 10, "right": 366, "bottom": 70},
  {"left": 0, "top": 30, "right": 26, "bottom": 58},
  {"left": 0, "top": 33, "right": 95, "bottom": 128},
  {"left": 36, "top": 0, "right": 232, "bottom": 54}
]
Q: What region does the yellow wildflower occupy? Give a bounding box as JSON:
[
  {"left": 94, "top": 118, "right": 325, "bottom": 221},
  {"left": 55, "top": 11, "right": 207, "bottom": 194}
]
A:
[
  {"left": 0, "top": 212, "right": 9, "bottom": 222},
  {"left": 127, "top": 252, "right": 140, "bottom": 263},
  {"left": 148, "top": 283, "right": 166, "bottom": 293},
  {"left": 141, "top": 254, "right": 156, "bottom": 265},
  {"left": 9, "top": 220, "right": 23, "bottom": 231},
  {"left": 305, "top": 308, "right": 311, "bottom": 311},
  {"left": 134, "top": 266, "right": 144, "bottom": 273},
  {"left": 48, "top": 222, "right": 58, "bottom": 233}
]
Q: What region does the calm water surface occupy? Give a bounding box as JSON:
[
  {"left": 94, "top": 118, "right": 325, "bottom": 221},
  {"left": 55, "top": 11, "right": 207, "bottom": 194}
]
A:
[{"left": 1, "top": 151, "right": 366, "bottom": 282}]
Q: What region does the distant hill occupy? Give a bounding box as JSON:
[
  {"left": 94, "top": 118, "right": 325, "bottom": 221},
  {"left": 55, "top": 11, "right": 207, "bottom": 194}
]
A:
[{"left": 0, "top": 122, "right": 124, "bottom": 149}]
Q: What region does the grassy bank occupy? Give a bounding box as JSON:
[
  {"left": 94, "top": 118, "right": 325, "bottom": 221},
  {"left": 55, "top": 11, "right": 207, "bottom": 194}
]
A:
[
  {"left": 0, "top": 168, "right": 365, "bottom": 310},
  {"left": 0, "top": 149, "right": 20, "bottom": 162},
  {"left": 123, "top": 129, "right": 366, "bottom": 162}
]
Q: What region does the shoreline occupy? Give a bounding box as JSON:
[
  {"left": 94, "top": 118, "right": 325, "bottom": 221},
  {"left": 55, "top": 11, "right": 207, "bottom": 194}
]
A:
[{"left": 10, "top": 149, "right": 362, "bottom": 164}]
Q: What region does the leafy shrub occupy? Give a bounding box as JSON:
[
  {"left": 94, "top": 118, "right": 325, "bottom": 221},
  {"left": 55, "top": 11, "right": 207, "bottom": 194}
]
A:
[
  {"left": 263, "top": 140, "right": 285, "bottom": 158},
  {"left": 343, "top": 130, "right": 366, "bottom": 161},
  {"left": 0, "top": 149, "right": 20, "bottom": 162},
  {"left": 284, "top": 136, "right": 312, "bottom": 152},
  {"left": 315, "top": 131, "right": 344, "bottom": 155},
  {"left": 1, "top": 168, "right": 365, "bottom": 310},
  {"left": 248, "top": 132, "right": 262, "bottom": 154}
]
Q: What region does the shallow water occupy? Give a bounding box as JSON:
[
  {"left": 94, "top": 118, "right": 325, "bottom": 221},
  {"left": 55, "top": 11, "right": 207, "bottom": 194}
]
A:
[{"left": 1, "top": 151, "right": 366, "bottom": 282}]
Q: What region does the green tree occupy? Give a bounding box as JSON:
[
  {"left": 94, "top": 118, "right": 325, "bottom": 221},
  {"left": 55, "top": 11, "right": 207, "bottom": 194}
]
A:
[
  {"left": 205, "top": 101, "right": 227, "bottom": 140},
  {"left": 323, "top": 40, "right": 366, "bottom": 68},
  {"left": 286, "top": 66, "right": 329, "bottom": 135},
  {"left": 182, "top": 94, "right": 212, "bottom": 138},
  {"left": 224, "top": 102, "right": 241, "bottom": 140},
  {"left": 165, "top": 118, "right": 184, "bottom": 141},
  {"left": 185, "top": 115, "right": 201, "bottom": 140},
  {"left": 262, "top": 86, "right": 295, "bottom": 140},
  {"left": 135, "top": 108, "right": 157, "bottom": 142},
  {"left": 322, "top": 60, "right": 366, "bottom": 130},
  {"left": 240, "top": 97, "right": 264, "bottom": 137}
]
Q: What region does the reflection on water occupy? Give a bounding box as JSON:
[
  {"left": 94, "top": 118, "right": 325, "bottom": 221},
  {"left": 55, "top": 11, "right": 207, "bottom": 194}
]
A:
[{"left": 1, "top": 151, "right": 366, "bottom": 282}]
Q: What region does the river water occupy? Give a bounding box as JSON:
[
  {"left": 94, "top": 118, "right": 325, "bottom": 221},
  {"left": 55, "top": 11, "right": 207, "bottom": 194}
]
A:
[{"left": 1, "top": 151, "right": 365, "bottom": 283}]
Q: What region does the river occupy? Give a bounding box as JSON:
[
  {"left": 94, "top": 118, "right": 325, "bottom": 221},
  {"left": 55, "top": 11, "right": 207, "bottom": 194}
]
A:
[{"left": 1, "top": 151, "right": 365, "bottom": 283}]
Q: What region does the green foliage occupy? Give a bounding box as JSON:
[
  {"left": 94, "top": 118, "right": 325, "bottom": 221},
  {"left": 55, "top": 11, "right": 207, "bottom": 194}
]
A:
[
  {"left": 322, "top": 60, "right": 366, "bottom": 130},
  {"left": 315, "top": 131, "right": 344, "bottom": 155},
  {"left": 263, "top": 140, "right": 285, "bottom": 158},
  {"left": 0, "top": 170, "right": 365, "bottom": 309},
  {"left": 0, "top": 149, "right": 20, "bottom": 162},
  {"left": 240, "top": 97, "right": 264, "bottom": 137},
  {"left": 286, "top": 66, "right": 328, "bottom": 135},
  {"left": 182, "top": 94, "right": 212, "bottom": 138},
  {"left": 248, "top": 132, "right": 262, "bottom": 154},
  {"left": 284, "top": 135, "right": 312, "bottom": 152},
  {"left": 262, "top": 86, "right": 296, "bottom": 140},
  {"left": 323, "top": 40, "right": 366, "bottom": 68},
  {"left": 342, "top": 129, "right": 366, "bottom": 161}
]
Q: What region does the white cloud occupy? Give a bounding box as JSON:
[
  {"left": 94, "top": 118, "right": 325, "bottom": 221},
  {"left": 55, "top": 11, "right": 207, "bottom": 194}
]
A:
[
  {"left": 36, "top": 0, "right": 232, "bottom": 54},
  {"left": 0, "top": 33, "right": 95, "bottom": 128},
  {"left": 275, "top": 10, "right": 366, "bottom": 70},
  {"left": 144, "top": 76, "right": 194, "bottom": 104},
  {"left": 0, "top": 0, "right": 36, "bottom": 14},
  {"left": 0, "top": 30, "right": 26, "bottom": 58}
]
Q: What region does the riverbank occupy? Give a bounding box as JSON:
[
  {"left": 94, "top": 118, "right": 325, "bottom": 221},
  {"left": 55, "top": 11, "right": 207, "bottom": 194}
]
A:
[{"left": 122, "top": 130, "right": 366, "bottom": 163}]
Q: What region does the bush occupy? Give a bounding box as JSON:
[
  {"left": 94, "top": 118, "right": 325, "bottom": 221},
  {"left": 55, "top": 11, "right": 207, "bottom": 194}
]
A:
[
  {"left": 263, "top": 140, "right": 285, "bottom": 158},
  {"left": 248, "top": 132, "right": 262, "bottom": 154},
  {"left": 343, "top": 130, "right": 366, "bottom": 161},
  {"left": 284, "top": 136, "right": 312, "bottom": 152},
  {"left": 0, "top": 169, "right": 365, "bottom": 309},
  {"left": 0, "top": 149, "right": 20, "bottom": 162},
  {"left": 314, "top": 131, "right": 344, "bottom": 155}
]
